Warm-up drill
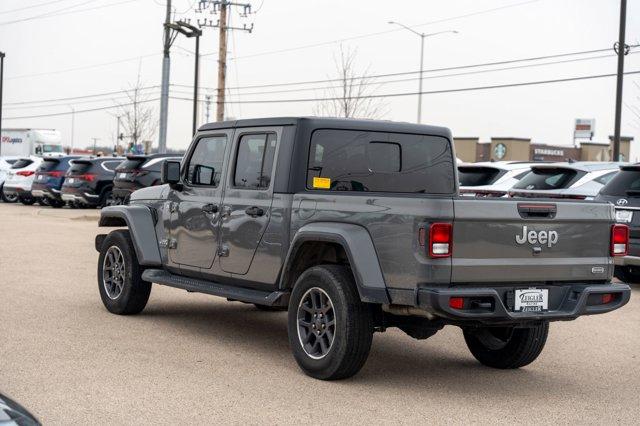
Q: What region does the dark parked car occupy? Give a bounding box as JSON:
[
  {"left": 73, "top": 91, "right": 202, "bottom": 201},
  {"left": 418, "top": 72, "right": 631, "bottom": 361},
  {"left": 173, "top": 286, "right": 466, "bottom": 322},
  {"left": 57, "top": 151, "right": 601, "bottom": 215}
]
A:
[
  {"left": 31, "top": 156, "right": 81, "bottom": 208},
  {"left": 112, "top": 154, "right": 182, "bottom": 204},
  {"left": 0, "top": 393, "right": 40, "bottom": 425},
  {"left": 61, "top": 157, "right": 123, "bottom": 208},
  {"left": 596, "top": 164, "right": 640, "bottom": 283}
]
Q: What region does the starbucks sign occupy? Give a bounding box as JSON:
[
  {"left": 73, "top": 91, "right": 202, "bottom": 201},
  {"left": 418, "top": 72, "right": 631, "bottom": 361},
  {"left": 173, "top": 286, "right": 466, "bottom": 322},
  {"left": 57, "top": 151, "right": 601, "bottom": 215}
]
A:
[{"left": 493, "top": 143, "right": 507, "bottom": 160}]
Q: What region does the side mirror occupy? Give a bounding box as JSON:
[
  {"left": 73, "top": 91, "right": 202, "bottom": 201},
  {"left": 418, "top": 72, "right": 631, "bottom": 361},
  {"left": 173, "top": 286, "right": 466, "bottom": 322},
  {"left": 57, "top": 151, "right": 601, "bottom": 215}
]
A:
[{"left": 161, "top": 160, "right": 182, "bottom": 189}]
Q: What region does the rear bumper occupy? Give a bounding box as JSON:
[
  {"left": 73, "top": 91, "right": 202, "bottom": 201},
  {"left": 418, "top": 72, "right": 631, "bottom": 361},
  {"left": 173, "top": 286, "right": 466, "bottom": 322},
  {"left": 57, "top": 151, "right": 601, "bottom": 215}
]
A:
[
  {"left": 414, "top": 283, "right": 630, "bottom": 325},
  {"left": 112, "top": 187, "right": 134, "bottom": 200},
  {"left": 31, "top": 183, "right": 62, "bottom": 200},
  {"left": 614, "top": 255, "right": 640, "bottom": 267},
  {"left": 2, "top": 185, "right": 30, "bottom": 196},
  {"left": 61, "top": 187, "right": 100, "bottom": 205}
]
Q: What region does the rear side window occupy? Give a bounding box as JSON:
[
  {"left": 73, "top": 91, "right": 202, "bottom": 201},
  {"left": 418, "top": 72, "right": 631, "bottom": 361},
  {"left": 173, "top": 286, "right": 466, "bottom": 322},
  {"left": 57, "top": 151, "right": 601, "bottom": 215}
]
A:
[
  {"left": 117, "top": 159, "right": 145, "bottom": 171},
  {"left": 11, "top": 159, "right": 33, "bottom": 169},
  {"left": 68, "top": 162, "right": 91, "bottom": 175},
  {"left": 233, "top": 133, "right": 277, "bottom": 189},
  {"left": 306, "top": 129, "right": 454, "bottom": 193},
  {"left": 458, "top": 166, "right": 503, "bottom": 186},
  {"left": 38, "top": 159, "right": 60, "bottom": 172},
  {"left": 600, "top": 169, "right": 640, "bottom": 196},
  {"left": 513, "top": 168, "right": 584, "bottom": 190},
  {"left": 187, "top": 135, "right": 228, "bottom": 186}
]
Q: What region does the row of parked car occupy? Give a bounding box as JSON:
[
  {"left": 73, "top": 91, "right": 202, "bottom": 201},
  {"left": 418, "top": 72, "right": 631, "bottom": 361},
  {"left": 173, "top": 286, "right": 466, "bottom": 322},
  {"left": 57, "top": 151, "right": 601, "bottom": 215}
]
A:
[
  {"left": 460, "top": 160, "right": 640, "bottom": 283},
  {"left": 0, "top": 153, "right": 180, "bottom": 208}
]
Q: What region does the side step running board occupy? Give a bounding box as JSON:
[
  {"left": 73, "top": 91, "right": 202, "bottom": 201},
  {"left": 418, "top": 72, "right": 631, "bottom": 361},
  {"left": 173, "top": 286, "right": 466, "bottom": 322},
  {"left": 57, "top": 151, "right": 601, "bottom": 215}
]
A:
[{"left": 142, "top": 269, "right": 289, "bottom": 307}]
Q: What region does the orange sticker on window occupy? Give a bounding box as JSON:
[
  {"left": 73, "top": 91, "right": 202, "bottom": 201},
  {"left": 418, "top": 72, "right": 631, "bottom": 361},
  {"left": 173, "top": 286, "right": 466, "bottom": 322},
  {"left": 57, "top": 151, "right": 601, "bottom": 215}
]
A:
[{"left": 313, "top": 177, "right": 331, "bottom": 189}]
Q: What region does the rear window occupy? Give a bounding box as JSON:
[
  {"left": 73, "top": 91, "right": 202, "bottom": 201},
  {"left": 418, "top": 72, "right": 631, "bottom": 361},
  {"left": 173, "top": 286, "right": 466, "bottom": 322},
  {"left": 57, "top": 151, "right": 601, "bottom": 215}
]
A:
[
  {"left": 306, "top": 129, "right": 454, "bottom": 193},
  {"left": 116, "top": 159, "right": 145, "bottom": 171},
  {"left": 68, "top": 162, "right": 91, "bottom": 175},
  {"left": 458, "top": 166, "right": 503, "bottom": 186},
  {"left": 38, "top": 159, "right": 60, "bottom": 172},
  {"left": 11, "top": 159, "right": 33, "bottom": 169},
  {"left": 600, "top": 169, "right": 640, "bottom": 196},
  {"left": 513, "top": 168, "right": 584, "bottom": 190}
]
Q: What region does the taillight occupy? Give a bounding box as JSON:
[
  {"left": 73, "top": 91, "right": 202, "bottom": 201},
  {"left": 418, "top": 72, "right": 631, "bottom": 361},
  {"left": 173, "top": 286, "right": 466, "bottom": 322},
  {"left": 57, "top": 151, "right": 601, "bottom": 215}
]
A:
[
  {"left": 47, "top": 170, "right": 65, "bottom": 177},
  {"left": 611, "top": 224, "right": 629, "bottom": 256},
  {"left": 16, "top": 170, "right": 34, "bottom": 177},
  {"left": 429, "top": 223, "right": 452, "bottom": 258},
  {"left": 77, "top": 173, "right": 97, "bottom": 182}
]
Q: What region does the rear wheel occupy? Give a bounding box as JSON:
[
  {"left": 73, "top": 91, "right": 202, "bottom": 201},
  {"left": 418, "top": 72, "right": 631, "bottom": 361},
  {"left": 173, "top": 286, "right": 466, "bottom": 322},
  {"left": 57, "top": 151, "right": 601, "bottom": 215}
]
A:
[
  {"left": 18, "top": 194, "right": 36, "bottom": 205},
  {"left": 100, "top": 188, "right": 115, "bottom": 208},
  {"left": 0, "top": 185, "right": 18, "bottom": 203},
  {"left": 50, "top": 199, "right": 65, "bottom": 208},
  {"left": 97, "top": 229, "right": 152, "bottom": 315},
  {"left": 614, "top": 266, "right": 640, "bottom": 284},
  {"left": 287, "top": 264, "right": 373, "bottom": 380},
  {"left": 463, "top": 322, "right": 549, "bottom": 369}
]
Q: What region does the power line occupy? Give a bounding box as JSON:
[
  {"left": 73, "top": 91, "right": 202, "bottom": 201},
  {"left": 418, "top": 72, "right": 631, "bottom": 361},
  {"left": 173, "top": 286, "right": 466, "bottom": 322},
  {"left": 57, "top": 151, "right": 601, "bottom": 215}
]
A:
[
  {"left": 169, "top": 69, "right": 640, "bottom": 104},
  {"left": 181, "top": 45, "right": 637, "bottom": 91},
  {"left": 3, "top": 98, "right": 159, "bottom": 120},
  {"left": 3, "top": 85, "right": 160, "bottom": 106},
  {"left": 200, "top": 0, "right": 542, "bottom": 61},
  {"left": 0, "top": 0, "right": 140, "bottom": 25},
  {"left": 0, "top": 0, "right": 102, "bottom": 25},
  {"left": 0, "top": 0, "right": 73, "bottom": 15}
]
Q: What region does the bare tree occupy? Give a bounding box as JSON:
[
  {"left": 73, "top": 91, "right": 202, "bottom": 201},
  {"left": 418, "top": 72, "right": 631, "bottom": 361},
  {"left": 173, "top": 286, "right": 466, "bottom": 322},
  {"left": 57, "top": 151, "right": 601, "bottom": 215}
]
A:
[
  {"left": 314, "top": 46, "right": 386, "bottom": 119},
  {"left": 116, "top": 74, "right": 157, "bottom": 151}
]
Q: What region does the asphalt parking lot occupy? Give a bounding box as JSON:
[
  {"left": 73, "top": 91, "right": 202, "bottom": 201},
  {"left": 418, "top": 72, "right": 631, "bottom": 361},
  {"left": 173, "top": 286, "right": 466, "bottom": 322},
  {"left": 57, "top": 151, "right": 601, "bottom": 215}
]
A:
[{"left": 1, "top": 202, "right": 639, "bottom": 425}]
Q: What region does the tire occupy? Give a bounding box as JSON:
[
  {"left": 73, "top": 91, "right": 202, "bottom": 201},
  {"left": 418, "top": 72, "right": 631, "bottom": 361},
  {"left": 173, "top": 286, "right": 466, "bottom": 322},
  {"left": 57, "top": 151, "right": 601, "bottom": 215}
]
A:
[
  {"left": 97, "top": 229, "right": 152, "bottom": 315},
  {"left": 50, "top": 199, "right": 65, "bottom": 208},
  {"left": 36, "top": 197, "right": 50, "bottom": 206},
  {"left": 287, "top": 264, "right": 373, "bottom": 380},
  {"left": 0, "top": 185, "right": 18, "bottom": 203},
  {"left": 18, "top": 194, "right": 36, "bottom": 205},
  {"left": 614, "top": 266, "right": 640, "bottom": 284},
  {"left": 254, "top": 303, "right": 287, "bottom": 312},
  {"left": 463, "top": 322, "right": 549, "bottom": 369},
  {"left": 100, "top": 188, "right": 115, "bottom": 208}
]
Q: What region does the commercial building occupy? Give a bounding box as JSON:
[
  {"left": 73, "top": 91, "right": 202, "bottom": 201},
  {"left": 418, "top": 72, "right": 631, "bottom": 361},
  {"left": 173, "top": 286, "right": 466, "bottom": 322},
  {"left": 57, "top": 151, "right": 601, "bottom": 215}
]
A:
[{"left": 454, "top": 136, "right": 633, "bottom": 163}]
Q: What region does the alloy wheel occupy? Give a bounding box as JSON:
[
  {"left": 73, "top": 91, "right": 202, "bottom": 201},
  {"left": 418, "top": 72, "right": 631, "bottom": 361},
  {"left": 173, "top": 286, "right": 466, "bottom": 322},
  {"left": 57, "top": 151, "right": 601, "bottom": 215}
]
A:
[
  {"left": 297, "top": 287, "right": 336, "bottom": 359},
  {"left": 102, "top": 246, "right": 126, "bottom": 300}
]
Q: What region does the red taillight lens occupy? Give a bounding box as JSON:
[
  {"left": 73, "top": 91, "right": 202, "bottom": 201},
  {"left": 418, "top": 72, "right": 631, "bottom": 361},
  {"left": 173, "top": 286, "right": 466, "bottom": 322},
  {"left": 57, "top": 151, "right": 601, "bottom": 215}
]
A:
[
  {"left": 449, "top": 297, "right": 465, "bottom": 310},
  {"left": 611, "top": 224, "right": 629, "bottom": 256},
  {"left": 16, "top": 170, "right": 34, "bottom": 177},
  {"left": 78, "top": 173, "right": 96, "bottom": 182},
  {"left": 48, "top": 170, "right": 65, "bottom": 177},
  {"left": 429, "top": 223, "right": 452, "bottom": 258},
  {"left": 601, "top": 293, "right": 614, "bottom": 304}
]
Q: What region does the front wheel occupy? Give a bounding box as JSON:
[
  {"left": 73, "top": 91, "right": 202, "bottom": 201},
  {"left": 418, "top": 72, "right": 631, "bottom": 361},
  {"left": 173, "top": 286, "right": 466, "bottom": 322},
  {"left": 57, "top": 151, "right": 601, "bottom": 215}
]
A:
[
  {"left": 463, "top": 322, "right": 549, "bottom": 369},
  {"left": 19, "top": 194, "right": 36, "bottom": 205},
  {"left": 287, "top": 264, "right": 373, "bottom": 380},
  {"left": 97, "top": 229, "right": 152, "bottom": 315}
]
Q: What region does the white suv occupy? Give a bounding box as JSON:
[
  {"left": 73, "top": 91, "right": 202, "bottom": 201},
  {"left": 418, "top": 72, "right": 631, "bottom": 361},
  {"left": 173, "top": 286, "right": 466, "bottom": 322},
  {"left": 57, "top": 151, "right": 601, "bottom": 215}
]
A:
[
  {"left": 2, "top": 157, "right": 44, "bottom": 205},
  {"left": 0, "top": 156, "right": 21, "bottom": 202}
]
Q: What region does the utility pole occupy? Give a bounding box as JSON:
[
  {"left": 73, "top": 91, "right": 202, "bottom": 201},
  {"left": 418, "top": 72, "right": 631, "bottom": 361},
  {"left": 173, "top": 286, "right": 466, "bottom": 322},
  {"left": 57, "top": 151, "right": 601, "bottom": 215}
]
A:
[
  {"left": 68, "top": 105, "right": 75, "bottom": 154},
  {"left": 0, "top": 51, "right": 5, "bottom": 157},
  {"left": 613, "top": 0, "right": 628, "bottom": 161},
  {"left": 92, "top": 138, "right": 100, "bottom": 155},
  {"left": 216, "top": 2, "right": 228, "bottom": 122},
  {"left": 158, "top": 0, "right": 172, "bottom": 154},
  {"left": 197, "top": 1, "right": 253, "bottom": 122}
]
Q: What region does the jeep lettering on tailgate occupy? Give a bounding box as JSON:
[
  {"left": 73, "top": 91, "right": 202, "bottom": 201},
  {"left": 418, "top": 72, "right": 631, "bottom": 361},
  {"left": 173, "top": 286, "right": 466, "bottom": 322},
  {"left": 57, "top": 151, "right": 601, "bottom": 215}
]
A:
[{"left": 515, "top": 225, "right": 559, "bottom": 248}]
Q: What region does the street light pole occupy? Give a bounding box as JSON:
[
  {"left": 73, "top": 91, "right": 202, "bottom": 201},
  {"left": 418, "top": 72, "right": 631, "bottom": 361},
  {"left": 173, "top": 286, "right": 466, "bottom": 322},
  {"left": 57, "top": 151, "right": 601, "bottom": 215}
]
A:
[
  {"left": 388, "top": 22, "right": 458, "bottom": 124},
  {"left": 0, "top": 51, "right": 5, "bottom": 157}
]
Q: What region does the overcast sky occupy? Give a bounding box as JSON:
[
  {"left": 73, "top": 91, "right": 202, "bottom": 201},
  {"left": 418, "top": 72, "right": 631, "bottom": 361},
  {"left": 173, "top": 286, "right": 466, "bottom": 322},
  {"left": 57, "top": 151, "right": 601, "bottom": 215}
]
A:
[{"left": 1, "top": 0, "right": 640, "bottom": 158}]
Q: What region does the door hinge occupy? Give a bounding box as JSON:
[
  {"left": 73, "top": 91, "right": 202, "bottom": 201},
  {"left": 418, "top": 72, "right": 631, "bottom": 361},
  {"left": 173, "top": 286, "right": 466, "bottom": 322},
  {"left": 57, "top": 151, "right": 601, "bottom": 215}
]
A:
[
  {"left": 218, "top": 245, "right": 229, "bottom": 257},
  {"left": 168, "top": 238, "right": 177, "bottom": 249}
]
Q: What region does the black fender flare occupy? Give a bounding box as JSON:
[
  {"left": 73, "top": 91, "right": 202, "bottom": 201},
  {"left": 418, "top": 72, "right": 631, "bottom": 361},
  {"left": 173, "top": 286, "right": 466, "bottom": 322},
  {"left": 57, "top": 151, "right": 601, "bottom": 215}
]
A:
[
  {"left": 97, "top": 205, "right": 162, "bottom": 266},
  {"left": 280, "top": 222, "right": 390, "bottom": 304}
]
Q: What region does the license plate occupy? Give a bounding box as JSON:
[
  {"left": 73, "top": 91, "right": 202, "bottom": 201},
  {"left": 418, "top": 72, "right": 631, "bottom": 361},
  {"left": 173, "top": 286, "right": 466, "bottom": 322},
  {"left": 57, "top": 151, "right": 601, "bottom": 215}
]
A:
[
  {"left": 67, "top": 178, "right": 75, "bottom": 183},
  {"left": 515, "top": 288, "right": 548, "bottom": 312},
  {"left": 118, "top": 173, "right": 127, "bottom": 179},
  {"left": 615, "top": 209, "right": 633, "bottom": 223},
  {"left": 38, "top": 175, "right": 44, "bottom": 180}
]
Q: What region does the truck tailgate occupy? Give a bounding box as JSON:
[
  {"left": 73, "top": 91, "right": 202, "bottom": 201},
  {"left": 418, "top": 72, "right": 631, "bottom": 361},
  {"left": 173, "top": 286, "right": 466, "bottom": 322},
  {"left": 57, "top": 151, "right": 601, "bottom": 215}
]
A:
[{"left": 451, "top": 198, "right": 614, "bottom": 283}]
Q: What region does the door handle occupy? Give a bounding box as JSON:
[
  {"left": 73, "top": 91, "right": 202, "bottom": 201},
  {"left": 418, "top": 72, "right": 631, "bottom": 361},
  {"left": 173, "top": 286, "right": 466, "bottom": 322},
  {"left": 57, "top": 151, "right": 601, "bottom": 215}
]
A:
[
  {"left": 245, "top": 206, "right": 264, "bottom": 217},
  {"left": 202, "top": 203, "right": 218, "bottom": 214}
]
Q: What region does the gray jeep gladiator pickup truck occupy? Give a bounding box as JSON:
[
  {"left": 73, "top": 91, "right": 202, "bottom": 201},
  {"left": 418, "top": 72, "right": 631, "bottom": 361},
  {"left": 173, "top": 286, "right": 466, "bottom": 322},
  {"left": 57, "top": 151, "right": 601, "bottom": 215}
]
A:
[{"left": 95, "top": 117, "right": 631, "bottom": 380}]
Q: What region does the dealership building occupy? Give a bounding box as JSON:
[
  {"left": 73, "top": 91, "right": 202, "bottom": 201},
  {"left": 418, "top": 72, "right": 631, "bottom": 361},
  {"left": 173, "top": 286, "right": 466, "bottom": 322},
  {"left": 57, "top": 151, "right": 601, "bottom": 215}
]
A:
[{"left": 453, "top": 135, "right": 633, "bottom": 163}]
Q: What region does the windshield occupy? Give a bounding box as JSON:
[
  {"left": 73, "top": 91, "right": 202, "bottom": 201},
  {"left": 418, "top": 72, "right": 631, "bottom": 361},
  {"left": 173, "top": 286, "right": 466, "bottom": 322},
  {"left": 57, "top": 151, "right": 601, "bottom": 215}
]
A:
[
  {"left": 68, "top": 162, "right": 91, "bottom": 175},
  {"left": 38, "top": 159, "right": 60, "bottom": 172},
  {"left": 458, "top": 167, "right": 503, "bottom": 186},
  {"left": 43, "top": 144, "right": 63, "bottom": 153},
  {"left": 600, "top": 169, "right": 640, "bottom": 196},
  {"left": 513, "top": 168, "right": 584, "bottom": 190},
  {"left": 116, "top": 159, "right": 144, "bottom": 171},
  {"left": 11, "top": 159, "right": 33, "bottom": 169}
]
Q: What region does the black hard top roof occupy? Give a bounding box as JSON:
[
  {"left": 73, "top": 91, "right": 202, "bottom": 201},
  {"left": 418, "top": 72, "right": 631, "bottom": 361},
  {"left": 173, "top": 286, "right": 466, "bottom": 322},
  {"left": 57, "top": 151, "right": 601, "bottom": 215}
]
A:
[
  {"left": 125, "top": 153, "right": 181, "bottom": 161},
  {"left": 198, "top": 117, "right": 451, "bottom": 138}
]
